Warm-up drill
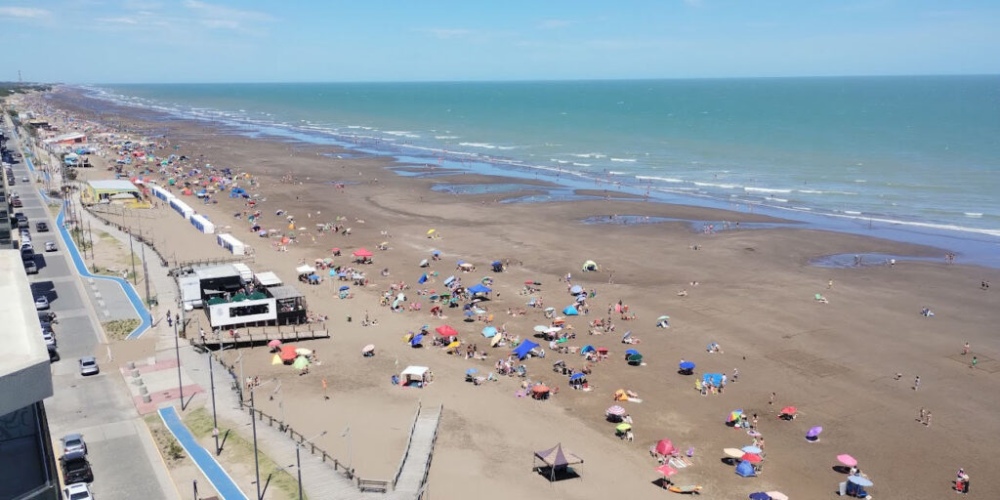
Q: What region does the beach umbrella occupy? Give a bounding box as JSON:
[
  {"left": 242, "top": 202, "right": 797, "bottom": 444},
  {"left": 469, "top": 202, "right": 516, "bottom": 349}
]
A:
[
  {"left": 544, "top": 327, "right": 562, "bottom": 335},
  {"left": 625, "top": 349, "right": 639, "bottom": 357},
  {"left": 446, "top": 340, "right": 461, "bottom": 350},
  {"left": 410, "top": 334, "right": 425, "bottom": 347},
  {"left": 780, "top": 406, "right": 797, "bottom": 416},
  {"left": 295, "top": 348, "right": 312, "bottom": 356},
  {"left": 679, "top": 361, "right": 696, "bottom": 371},
  {"left": 741, "top": 445, "right": 762, "bottom": 454},
  {"left": 427, "top": 229, "right": 436, "bottom": 236},
  {"left": 353, "top": 248, "right": 373, "bottom": 258},
  {"left": 339, "top": 285, "right": 350, "bottom": 291},
  {"left": 271, "top": 354, "right": 281, "bottom": 365},
  {"left": 723, "top": 448, "right": 745, "bottom": 459},
  {"left": 466, "top": 368, "right": 478, "bottom": 376},
  {"left": 615, "top": 423, "right": 632, "bottom": 432},
  {"left": 657, "top": 315, "right": 670, "bottom": 321},
  {"left": 765, "top": 493, "right": 789, "bottom": 500},
  {"left": 656, "top": 464, "right": 678, "bottom": 484},
  {"left": 627, "top": 353, "right": 643, "bottom": 364},
  {"left": 279, "top": 345, "right": 298, "bottom": 362},
  {"left": 569, "top": 372, "right": 586, "bottom": 382},
  {"left": 837, "top": 454, "right": 858, "bottom": 467},
  {"left": 655, "top": 439, "right": 675, "bottom": 456},
  {"left": 362, "top": 344, "right": 375, "bottom": 355},
  {"left": 482, "top": 326, "right": 498, "bottom": 338},
  {"left": 748, "top": 493, "right": 771, "bottom": 500},
  {"left": 267, "top": 339, "right": 282, "bottom": 348},
  {"left": 622, "top": 331, "right": 632, "bottom": 342},
  {"left": 848, "top": 476, "right": 874, "bottom": 488},
  {"left": 606, "top": 406, "right": 626, "bottom": 417},
  {"left": 741, "top": 453, "right": 763, "bottom": 464},
  {"left": 490, "top": 334, "right": 503, "bottom": 347},
  {"left": 570, "top": 285, "right": 584, "bottom": 295},
  {"left": 432, "top": 250, "right": 440, "bottom": 256},
  {"left": 292, "top": 356, "right": 310, "bottom": 370},
  {"left": 436, "top": 325, "right": 459, "bottom": 337},
  {"left": 533, "top": 325, "right": 548, "bottom": 333},
  {"left": 532, "top": 385, "right": 550, "bottom": 394},
  {"left": 419, "top": 259, "right": 429, "bottom": 267},
  {"left": 807, "top": 426, "right": 824, "bottom": 438}
]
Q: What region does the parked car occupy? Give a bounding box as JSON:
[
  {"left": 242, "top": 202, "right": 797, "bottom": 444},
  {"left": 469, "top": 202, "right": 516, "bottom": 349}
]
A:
[
  {"left": 61, "top": 433, "right": 87, "bottom": 455},
  {"left": 42, "top": 332, "right": 56, "bottom": 349},
  {"left": 10, "top": 197, "right": 21, "bottom": 207},
  {"left": 38, "top": 311, "right": 58, "bottom": 323},
  {"left": 45, "top": 241, "right": 57, "bottom": 252},
  {"left": 59, "top": 451, "right": 93, "bottom": 484},
  {"left": 62, "top": 483, "right": 95, "bottom": 500},
  {"left": 79, "top": 357, "right": 99, "bottom": 376},
  {"left": 24, "top": 260, "right": 38, "bottom": 274},
  {"left": 36, "top": 221, "right": 49, "bottom": 232},
  {"left": 34, "top": 295, "right": 49, "bottom": 310}
]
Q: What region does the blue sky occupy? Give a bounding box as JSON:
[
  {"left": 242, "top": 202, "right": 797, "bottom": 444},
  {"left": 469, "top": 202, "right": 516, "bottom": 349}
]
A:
[{"left": 2, "top": 0, "right": 999, "bottom": 83}]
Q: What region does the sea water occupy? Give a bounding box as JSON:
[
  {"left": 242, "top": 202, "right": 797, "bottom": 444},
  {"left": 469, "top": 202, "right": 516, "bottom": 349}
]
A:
[{"left": 80, "top": 76, "right": 1000, "bottom": 265}]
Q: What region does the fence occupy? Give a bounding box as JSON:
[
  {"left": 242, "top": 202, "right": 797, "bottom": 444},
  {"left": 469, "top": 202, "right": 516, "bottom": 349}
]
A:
[
  {"left": 393, "top": 402, "right": 424, "bottom": 489},
  {"left": 215, "top": 353, "right": 389, "bottom": 491},
  {"left": 416, "top": 405, "right": 444, "bottom": 500}
]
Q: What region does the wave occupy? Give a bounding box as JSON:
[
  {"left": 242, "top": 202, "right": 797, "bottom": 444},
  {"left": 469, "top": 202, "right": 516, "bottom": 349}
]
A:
[
  {"left": 693, "top": 181, "right": 739, "bottom": 190},
  {"left": 610, "top": 158, "right": 636, "bottom": 163},
  {"left": 636, "top": 175, "right": 684, "bottom": 184},
  {"left": 965, "top": 212, "right": 983, "bottom": 218},
  {"left": 570, "top": 153, "right": 606, "bottom": 159},
  {"left": 572, "top": 162, "right": 592, "bottom": 167},
  {"left": 435, "top": 135, "right": 460, "bottom": 140},
  {"left": 745, "top": 186, "right": 792, "bottom": 194},
  {"left": 384, "top": 130, "right": 420, "bottom": 139}
]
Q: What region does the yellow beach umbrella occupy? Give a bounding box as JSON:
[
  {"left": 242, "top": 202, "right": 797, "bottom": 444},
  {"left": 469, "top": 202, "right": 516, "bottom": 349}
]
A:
[
  {"left": 271, "top": 354, "right": 282, "bottom": 365},
  {"left": 427, "top": 229, "right": 436, "bottom": 235},
  {"left": 446, "top": 340, "right": 461, "bottom": 351}
]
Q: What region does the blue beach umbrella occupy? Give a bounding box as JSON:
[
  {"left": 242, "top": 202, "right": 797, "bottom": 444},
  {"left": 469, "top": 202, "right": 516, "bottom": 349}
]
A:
[
  {"left": 466, "top": 368, "right": 478, "bottom": 376},
  {"left": 679, "top": 361, "right": 696, "bottom": 371},
  {"left": 741, "top": 445, "right": 762, "bottom": 454},
  {"left": 339, "top": 285, "right": 350, "bottom": 291},
  {"left": 410, "top": 334, "right": 425, "bottom": 346},
  {"left": 482, "top": 326, "right": 498, "bottom": 338},
  {"left": 569, "top": 372, "right": 586, "bottom": 382},
  {"left": 625, "top": 349, "right": 640, "bottom": 357}
]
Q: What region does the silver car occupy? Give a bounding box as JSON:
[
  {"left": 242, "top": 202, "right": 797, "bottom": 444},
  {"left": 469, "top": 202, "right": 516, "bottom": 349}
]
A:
[
  {"left": 79, "top": 357, "right": 99, "bottom": 376},
  {"left": 61, "top": 433, "right": 88, "bottom": 455}
]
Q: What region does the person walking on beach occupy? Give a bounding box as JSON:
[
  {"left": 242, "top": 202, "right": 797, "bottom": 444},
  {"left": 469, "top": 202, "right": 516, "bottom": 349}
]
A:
[
  {"left": 918, "top": 407, "right": 926, "bottom": 423},
  {"left": 913, "top": 376, "right": 921, "bottom": 391},
  {"left": 769, "top": 392, "right": 776, "bottom": 407},
  {"left": 963, "top": 342, "right": 970, "bottom": 355},
  {"left": 732, "top": 367, "right": 739, "bottom": 382},
  {"left": 925, "top": 411, "right": 932, "bottom": 427},
  {"left": 971, "top": 356, "right": 978, "bottom": 369}
]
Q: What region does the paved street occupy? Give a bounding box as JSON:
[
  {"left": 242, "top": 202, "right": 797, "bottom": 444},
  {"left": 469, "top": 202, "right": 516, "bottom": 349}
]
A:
[{"left": 8, "top": 125, "right": 178, "bottom": 500}]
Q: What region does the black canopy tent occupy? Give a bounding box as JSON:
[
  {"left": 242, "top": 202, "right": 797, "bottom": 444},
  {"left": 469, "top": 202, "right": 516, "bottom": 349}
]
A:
[{"left": 533, "top": 443, "right": 584, "bottom": 481}]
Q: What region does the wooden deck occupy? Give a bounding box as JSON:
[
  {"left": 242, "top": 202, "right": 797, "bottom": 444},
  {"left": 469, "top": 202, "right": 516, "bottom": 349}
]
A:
[{"left": 195, "top": 327, "right": 330, "bottom": 349}]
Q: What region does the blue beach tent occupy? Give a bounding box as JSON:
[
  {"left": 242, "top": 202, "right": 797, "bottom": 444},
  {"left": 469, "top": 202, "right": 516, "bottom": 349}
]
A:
[
  {"left": 418, "top": 273, "right": 428, "bottom": 284},
  {"left": 513, "top": 340, "right": 540, "bottom": 360},
  {"left": 562, "top": 305, "right": 579, "bottom": 316},
  {"left": 703, "top": 373, "right": 724, "bottom": 386},
  {"left": 735, "top": 460, "right": 757, "bottom": 477},
  {"left": 469, "top": 284, "right": 492, "bottom": 295}
]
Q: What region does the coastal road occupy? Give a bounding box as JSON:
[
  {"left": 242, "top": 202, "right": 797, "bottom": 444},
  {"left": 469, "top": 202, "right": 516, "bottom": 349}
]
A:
[{"left": 9, "top": 129, "right": 177, "bottom": 500}]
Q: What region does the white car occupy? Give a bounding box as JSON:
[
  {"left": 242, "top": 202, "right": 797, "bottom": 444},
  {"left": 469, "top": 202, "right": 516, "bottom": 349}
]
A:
[
  {"left": 34, "top": 295, "right": 50, "bottom": 310},
  {"left": 79, "top": 357, "right": 99, "bottom": 376},
  {"left": 45, "top": 241, "right": 58, "bottom": 252},
  {"left": 62, "top": 482, "right": 94, "bottom": 500}
]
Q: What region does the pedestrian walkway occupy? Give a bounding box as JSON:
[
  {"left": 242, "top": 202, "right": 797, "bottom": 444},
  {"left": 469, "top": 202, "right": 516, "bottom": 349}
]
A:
[
  {"left": 388, "top": 405, "right": 442, "bottom": 499},
  {"left": 159, "top": 406, "right": 249, "bottom": 500}
]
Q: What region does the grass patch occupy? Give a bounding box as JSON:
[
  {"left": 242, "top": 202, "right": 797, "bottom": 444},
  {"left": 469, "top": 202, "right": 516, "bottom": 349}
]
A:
[
  {"left": 102, "top": 318, "right": 141, "bottom": 341},
  {"left": 144, "top": 415, "right": 187, "bottom": 466},
  {"left": 184, "top": 407, "right": 306, "bottom": 500}
]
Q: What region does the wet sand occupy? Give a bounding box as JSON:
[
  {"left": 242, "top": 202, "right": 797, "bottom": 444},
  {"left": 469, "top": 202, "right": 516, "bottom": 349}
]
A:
[{"left": 23, "top": 88, "right": 1000, "bottom": 499}]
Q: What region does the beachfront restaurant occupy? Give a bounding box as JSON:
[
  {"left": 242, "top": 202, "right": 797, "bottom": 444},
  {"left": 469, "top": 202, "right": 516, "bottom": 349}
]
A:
[
  {"left": 192, "top": 264, "right": 244, "bottom": 303},
  {"left": 81, "top": 179, "right": 143, "bottom": 206},
  {"left": 268, "top": 285, "right": 308, "bottom": 325}
]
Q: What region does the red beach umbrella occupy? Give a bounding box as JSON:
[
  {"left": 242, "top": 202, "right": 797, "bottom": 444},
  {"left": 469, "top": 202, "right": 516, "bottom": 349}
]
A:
[
  {"left": 279, "top": 345, "right": 298, "bottom": 362},
  {"left": 655, "top": 439, "right": 675, "bottom": 456},
  {"left": 741, "top": 453, "right": 763, "bottom": 464},
  {"left": 780, "top": 406, "right": 797, "bottom": 415},
  {"left": 656, "top": 464, "right": 678, "bottom": 477},
  {"left": 435, "top": 325, "right": 459, "bottom": 337},
  {"left": 352, "top": 248, "right": 373, "bottom": 258}
]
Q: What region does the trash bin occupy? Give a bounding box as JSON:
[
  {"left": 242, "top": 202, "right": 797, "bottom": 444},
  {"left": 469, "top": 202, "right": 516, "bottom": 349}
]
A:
[{"left": 839, "top": 482, "right": 847, "bottom": 496}]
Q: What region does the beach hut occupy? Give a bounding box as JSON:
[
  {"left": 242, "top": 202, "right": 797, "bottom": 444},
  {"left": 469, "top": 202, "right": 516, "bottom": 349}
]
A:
[
  {"left": 533, "top": 443, "right": 584, "bottom": 482},
  {"left": 400, "top": 366, "right": 431, "bottom": 387}
]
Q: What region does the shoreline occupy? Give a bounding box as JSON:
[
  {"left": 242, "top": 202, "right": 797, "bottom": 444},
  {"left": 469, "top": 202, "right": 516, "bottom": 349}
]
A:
[
  {"left": 67, "top": 84, "right": 1000, "bottom": 269},
  {"left": 18, "top": 89, "right": 1000, "bottom": 499}
]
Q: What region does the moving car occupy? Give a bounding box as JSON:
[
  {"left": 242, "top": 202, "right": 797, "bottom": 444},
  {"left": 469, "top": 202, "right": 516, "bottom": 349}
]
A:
[
  {"left": 79, "top": 357, "right": 99, "bottom": 376},
  {"left": 34, "top": 295, "right": 49, "bottom": 310},
  {"left": 62, "top": 483, "right": 95, "bottom": 500},
  {"left": 61, "top": 433, "right": 87, "bottom": 455},
  {"left": 36, "top": 221, "right": 49, "bottom": 232},
  {"left": 59, "top": 450, "right": 94, "bottom": 484},
  {"left": 45, "top": 241, "right": 57, "bottom": 252}
]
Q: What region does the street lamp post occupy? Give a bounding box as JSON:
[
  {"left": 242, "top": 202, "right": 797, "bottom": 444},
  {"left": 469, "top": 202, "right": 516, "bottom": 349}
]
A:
[
  {"left": 247, "top": 378, "right": 277, "bottom": 500},
  {"left": 297, "top": 431, "right": 328, "bottom": 500},
  {"left": 123, "top": 208, "right": 137, "bottom": 286},
  {"left": 174, "top": 315, "right": 184, "bottom": 410},
  {"left": 209, "top": 350, "right": 219, "bottom": 455}
]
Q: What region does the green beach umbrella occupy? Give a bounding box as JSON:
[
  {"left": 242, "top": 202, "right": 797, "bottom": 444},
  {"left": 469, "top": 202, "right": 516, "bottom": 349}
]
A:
[{"left": 293, "top": 356, "right": 310, "bottom": 370}]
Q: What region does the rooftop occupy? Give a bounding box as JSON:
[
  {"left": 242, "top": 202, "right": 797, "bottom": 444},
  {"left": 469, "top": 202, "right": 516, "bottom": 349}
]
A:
[
  {"left": 268, "top": 285, "right": 304, "bottom": 300},
  {"left": 0, "top": 250, "right": 54, "bottom": 416},
  {"left": 192, "top": 264, "right": 241, "bottom": 281},
  {"left": 88, "top": 179, "right": 139, "bottom": 192}
]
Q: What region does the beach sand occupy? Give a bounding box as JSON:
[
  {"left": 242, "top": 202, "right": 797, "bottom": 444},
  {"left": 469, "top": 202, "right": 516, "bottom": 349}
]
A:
[{"left": 22, "top": 88, "right": 1000, "bottom": 499}]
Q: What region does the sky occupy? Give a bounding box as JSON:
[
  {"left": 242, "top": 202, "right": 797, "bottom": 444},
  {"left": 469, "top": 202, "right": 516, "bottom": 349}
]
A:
[{"left": 1, "top": 0, "right": 999, "bottom": 84}]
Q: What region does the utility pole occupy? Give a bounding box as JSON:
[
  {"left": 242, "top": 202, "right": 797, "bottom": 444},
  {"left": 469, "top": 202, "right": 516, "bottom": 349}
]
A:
[
  {"left": 138, "top": 214, "right": 151, "bottom": 305},
  {"left": 174, "top": 314, "right": 184, "bottom": 410},
  {"left": 209, "top": 351, "right": 220, "bottom": 455}
]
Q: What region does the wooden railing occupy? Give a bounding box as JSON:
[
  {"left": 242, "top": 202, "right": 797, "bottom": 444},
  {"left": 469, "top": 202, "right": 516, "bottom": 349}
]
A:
[
  {"left": 392, "top": 402, "right": 424, "bottom": 489},
  {"left": 416, "top": 405, "right": 444, "bottom": 500}
]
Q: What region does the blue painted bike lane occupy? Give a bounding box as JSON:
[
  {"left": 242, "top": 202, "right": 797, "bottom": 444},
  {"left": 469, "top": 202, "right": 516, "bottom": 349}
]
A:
[
  {"left": 159, "top": 406, "right": 249, "bottom": 500},
  {"left": 20, "top": 140, "right": 152, "bottom": 339}
]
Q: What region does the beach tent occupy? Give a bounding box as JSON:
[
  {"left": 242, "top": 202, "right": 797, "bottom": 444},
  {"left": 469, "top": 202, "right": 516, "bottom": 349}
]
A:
[
  {"left": 655, "top": 439, "right": 675, "bottom": 456},
  {"left": 703, "top": 373, "right": 724, "bottom": 386},
  {"left": 570, "top": 285, "right": 584, "bottom": 295},
  {"left": 580, "top": 345, "right": 596, "bottom": 355},
  {"left": 533, "top": 443, "right": 584, "bottom": 482},
  {"left": 418, "top": 273, "right": 428, "bottom": 284},
  {"left": 735, "top": 460, "right": 757, "bottom": 477},
  {"left": 581, "top": 260, "right": 599, "bottom": 272},
  {"left": 481, "top": 326, "right": 498, "bottom": 338},
  {"left": 492, "top": 260, "right": 503, "bottom": 272},
  {"left": 562, "top": 305, "right": 579, "bottom": 316},
  {"left": 468, "top": 284, "right": 492, "bottom": 295},
  {"left": 513, "top": 340, "right": 541, "bottom": 360},
  {"left": 435, "top": 325, "right": 459, "bottom": 337}
]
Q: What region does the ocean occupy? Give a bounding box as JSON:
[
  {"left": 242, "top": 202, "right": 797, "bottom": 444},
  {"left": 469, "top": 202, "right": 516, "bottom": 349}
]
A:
[{"left": 81, "top": 76, "right": 1000, "bottom": 265}]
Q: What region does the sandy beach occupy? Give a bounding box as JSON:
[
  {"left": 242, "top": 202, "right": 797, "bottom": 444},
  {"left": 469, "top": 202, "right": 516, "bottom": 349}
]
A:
[{"left": 19, "top": 88, "right": 1000, "bottom": 499}]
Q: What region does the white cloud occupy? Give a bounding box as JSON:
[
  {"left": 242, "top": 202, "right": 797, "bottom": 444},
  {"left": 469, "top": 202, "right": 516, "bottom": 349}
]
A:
[
  {"left": 182, "top": 0, "right": 274, "bottom": 30},
  {"left": 421, "top": 28, "right": 475, "bottom": 40},
  {"left": 97, "top": 16, "right": 140, "bottom": 25},
  {"left": 538, "top": 19, "right": 572, "bottom": 29},
  {"left": 0, "top": 7, "right": 50, "bottom": 19}
]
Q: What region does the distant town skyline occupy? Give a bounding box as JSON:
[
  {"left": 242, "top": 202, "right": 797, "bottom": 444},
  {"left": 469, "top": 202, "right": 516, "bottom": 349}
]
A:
[{"left": 2, "top": 1, "right": 999, "bottom": 84}]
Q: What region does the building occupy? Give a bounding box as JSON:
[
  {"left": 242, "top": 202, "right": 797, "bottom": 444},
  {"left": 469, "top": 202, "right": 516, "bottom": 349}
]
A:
[
  {"left": 0, "top": 250, "right": 59, "bottom": 499},
  {"left": 80, "top": 179, "right": 143, "bottom": 206},
  {"left": 42, "top": 132, "right": 87, "bottom": 148}
]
